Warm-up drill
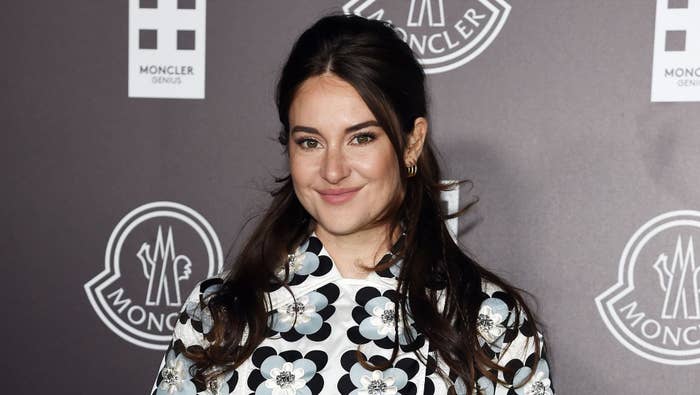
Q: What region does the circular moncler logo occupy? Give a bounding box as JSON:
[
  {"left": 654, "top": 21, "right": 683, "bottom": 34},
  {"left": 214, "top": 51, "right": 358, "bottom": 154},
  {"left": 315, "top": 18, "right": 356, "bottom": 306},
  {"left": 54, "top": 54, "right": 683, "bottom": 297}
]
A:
[
  {"left": 596, "top": 210, "right": 700, "bottom": 365},
  {"left": 342, "top": 0, "right": 511, "bottom": 74},
  {"left": 84, "top": 201, "right": 223, "bottom": 350}
]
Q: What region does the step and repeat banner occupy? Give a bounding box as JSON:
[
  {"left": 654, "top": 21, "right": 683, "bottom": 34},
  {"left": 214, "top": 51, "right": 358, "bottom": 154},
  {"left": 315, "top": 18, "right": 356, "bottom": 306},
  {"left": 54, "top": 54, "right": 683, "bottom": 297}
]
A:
[{"left": 3, "top": 1, "right": 700, "bottom": 394}]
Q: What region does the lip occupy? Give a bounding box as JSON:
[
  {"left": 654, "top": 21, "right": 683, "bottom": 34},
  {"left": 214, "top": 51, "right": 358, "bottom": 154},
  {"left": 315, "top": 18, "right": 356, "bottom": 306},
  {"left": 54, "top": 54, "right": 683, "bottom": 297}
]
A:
[{"left": 317, "top": 186, "right": 363, "bottom": 204}]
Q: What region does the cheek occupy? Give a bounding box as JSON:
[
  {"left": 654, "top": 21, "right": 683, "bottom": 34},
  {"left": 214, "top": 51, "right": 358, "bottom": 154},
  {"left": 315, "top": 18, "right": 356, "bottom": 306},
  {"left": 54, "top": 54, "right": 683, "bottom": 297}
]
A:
[
  {"left": 355, "top": 150, "right": 400, "bottom": 191},
  {"left": 289, "top": 155, "right": 304, "bottom": 194},
  {"left": 289, "top": 153, "right": 319, "bottom": 208},
  {"left": 289, "top": 152, "right": 311, "bottom": 184}
]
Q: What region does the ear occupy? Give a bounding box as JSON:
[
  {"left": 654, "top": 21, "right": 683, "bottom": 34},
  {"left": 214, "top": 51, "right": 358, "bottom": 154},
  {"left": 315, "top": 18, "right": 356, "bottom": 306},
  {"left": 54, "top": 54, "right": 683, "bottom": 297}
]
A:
[{"left": 403, "top": 117, "right": 428, "bottom": 166}]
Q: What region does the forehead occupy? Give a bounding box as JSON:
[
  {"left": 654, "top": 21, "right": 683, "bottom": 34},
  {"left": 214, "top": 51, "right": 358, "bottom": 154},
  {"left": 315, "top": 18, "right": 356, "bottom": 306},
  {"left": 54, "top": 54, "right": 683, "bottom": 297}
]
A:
[{"left": 289, "top": 73, "right": 375, "bottom": 126}]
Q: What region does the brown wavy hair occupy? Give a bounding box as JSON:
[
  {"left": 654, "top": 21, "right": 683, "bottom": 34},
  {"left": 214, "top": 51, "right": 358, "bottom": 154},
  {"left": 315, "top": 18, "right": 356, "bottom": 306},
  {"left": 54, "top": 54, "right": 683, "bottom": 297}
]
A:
[{"left": 184, "top": 13, "right": 541, "bottom": 393}]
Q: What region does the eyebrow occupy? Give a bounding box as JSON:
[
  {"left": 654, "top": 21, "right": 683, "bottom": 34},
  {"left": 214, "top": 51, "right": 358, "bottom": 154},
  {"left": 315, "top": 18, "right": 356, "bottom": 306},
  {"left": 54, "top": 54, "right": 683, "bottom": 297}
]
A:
[{"left": 290, "top": 120, "right": 380, "bottom": 135}]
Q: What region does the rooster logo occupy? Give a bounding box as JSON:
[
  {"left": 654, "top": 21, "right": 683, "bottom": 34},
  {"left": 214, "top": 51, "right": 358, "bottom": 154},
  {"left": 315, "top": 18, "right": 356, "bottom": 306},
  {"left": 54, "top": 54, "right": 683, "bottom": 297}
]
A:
[
  {"left": 653, "top": 235, "right": 700, "bottom": 319},
  {"left": 137, "top": 225, "right": 192, "bottom": 306}
]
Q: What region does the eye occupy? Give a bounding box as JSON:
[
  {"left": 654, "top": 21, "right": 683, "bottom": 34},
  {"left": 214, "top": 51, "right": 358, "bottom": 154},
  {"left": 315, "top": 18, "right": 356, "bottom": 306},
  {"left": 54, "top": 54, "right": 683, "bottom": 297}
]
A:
[
  {"left": 351, "top": 132, "right": 376, "bottom": 145},
  {"left": 295, "top": 137, "right": 320, "bottom": 150}
]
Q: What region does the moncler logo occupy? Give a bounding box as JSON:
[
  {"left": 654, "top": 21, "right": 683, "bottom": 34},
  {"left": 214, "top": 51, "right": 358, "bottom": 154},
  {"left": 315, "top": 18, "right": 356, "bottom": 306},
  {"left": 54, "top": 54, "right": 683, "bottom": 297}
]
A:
[
  {"left": 651, "top": 0, "right": 700, "bottom": 101},
  {"left": 596, "top": 210, "right": 700, "bottom": 365},
  {"left": 85, "top": 201, "right": 223, "bottom": 350},
  {"left": 342, "top": 0, "right": 511, "bottom": 74},
  {"left": 128, "top": 0, "right": 207, "bottom": 99}
]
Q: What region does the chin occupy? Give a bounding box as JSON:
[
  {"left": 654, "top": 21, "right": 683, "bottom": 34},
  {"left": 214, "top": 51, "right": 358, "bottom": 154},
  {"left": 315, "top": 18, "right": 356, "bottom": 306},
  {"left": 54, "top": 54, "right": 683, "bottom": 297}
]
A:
[{"left": 314, "top": 216, "right": 365, "bottom": 236}]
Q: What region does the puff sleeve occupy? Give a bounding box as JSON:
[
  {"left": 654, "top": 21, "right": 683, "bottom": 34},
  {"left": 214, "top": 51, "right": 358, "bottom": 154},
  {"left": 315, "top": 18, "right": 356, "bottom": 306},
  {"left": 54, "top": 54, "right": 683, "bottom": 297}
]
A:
[
  {"left": 150, "top": 277, "right": 239, "bottom": 395},
  {"left": 475, "top": 282, "right": 554, "bottom": 395}
]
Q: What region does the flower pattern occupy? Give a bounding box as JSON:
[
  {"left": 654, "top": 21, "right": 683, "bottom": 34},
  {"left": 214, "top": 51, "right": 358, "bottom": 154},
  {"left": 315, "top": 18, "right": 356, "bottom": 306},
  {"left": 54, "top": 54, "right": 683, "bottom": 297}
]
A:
[
  {"left": 176, "top": 278, "right": 223, "bottom": 346},
  {"left": 337, "top": 350, "right": 419, "bottom": 395},
  {"left": 477, "top": 298, "right": 508, "bottom": 343},
  {"left": 359, "top": 370, "right": 398, "bottom": 395},
  {"left": 510, "top": 360, "right": 553, "bottom": 395},
  {"left": 205, "top": 370, "right": 239, "bottom": 395},
  {"left": 152, "top": 233, "right": 554, "bottom": 395},
  {"left": 348, "top": 287, "right": 424, "bottom": 351},
  {"left": 474, "top": 290, "right": 525, "bottom": 356},
  {"left": 247, "top": 347, "right": 326, "bottom": 395},
  {"left": 275, "top": 236, "right": 332, "bottom": 287},
  {"left": 263, "top": 361, "right": 307, "bottom": 394},
  {"left": 152, "top": 278, "right": 242, "bottom": 395},
  {"left": 361, "top": 296, "right": 413, "bottom": 345},
  {"left": 155, "top": 350, "right": 197, "bottom": 395},
  {"left": 473, "top": 376, "right": 495, "bottom": 395},
  {"left": 271, "top": 294, "right": 322, "bottom": 333},
  {"left": 420, "top": 351, "right": 438, "bottom": 395},
  {"left": 267, "top": 283, "right": 339, "bottom": 341},
  {"left": 441, "top": 371, "right": 495, "bottom": 395}
]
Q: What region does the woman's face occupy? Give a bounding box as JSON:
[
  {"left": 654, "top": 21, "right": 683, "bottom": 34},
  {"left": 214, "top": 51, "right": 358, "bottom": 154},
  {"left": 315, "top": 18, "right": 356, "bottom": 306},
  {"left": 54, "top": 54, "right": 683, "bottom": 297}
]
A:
[{"left": 288, "top": 73, "right": 401, "bottom": 237}]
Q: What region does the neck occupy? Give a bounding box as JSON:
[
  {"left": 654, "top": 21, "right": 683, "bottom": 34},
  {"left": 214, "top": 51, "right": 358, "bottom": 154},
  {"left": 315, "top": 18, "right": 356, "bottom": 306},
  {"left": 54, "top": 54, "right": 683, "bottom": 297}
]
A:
[{"left": 313, "top": 223, "right": 401, "bottom": 279}]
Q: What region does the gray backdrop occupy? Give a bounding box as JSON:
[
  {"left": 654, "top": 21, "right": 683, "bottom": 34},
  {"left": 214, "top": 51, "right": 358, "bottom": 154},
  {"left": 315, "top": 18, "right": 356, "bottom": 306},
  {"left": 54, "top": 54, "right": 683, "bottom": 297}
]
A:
[{"left": 3, "top": 1, "right": 700, "bottom": 394}]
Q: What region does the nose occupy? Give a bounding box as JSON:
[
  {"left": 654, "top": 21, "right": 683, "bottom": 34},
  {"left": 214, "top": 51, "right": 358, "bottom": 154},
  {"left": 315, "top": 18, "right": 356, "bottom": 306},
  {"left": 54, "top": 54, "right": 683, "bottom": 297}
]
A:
[{"left": 320, "top": 145, "right": 350, "bottom": 184}]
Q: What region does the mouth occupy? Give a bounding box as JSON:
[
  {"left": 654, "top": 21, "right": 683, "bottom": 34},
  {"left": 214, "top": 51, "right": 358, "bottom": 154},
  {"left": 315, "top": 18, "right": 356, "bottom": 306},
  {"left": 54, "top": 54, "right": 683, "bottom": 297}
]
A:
[{"left": 317, "top": 186, "right": 363, "bottom": 205}]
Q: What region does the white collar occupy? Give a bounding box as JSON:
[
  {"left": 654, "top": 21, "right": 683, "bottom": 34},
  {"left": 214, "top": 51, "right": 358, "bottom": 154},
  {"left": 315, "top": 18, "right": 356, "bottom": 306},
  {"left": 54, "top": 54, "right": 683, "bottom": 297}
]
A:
[{"left": 267, "top": 231, "right": 405, "bottom": 310}]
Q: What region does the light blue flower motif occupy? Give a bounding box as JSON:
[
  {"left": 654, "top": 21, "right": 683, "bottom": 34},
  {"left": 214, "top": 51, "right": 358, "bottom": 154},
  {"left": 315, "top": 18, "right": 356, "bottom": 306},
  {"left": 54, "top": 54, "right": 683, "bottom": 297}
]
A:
[
  {"left": 277, "top": 239, "right": 320, "bottom": 281},
  {"left": 178, "top": 292, "right": 214, "bottom": 346},
  {"left": 181, "top": 282, "right": 222, "bottom": 335},
  {"left": 269, "top": 291, "right": 328, "bottom": 334},
  {"left": 388, "top": 258, "right": 403, "bottom": 278},
  {"left": 513, "top": 360, "right": 553, "bottom": 395},
  {"left": 473, "top": 376, "right": 495, "bottom": 395},
  {"left": 349, "top": 363, "right": 407, "bottom": 395},
  {"left": 255, "top": 355, "right": 317, "bottom": 395},
  {"left": 359, "top": 296, "right": 417, "bottom": 345},
  {"left": 452, "top": 375, "right": 494, "bottom": 395},
  {"left": 174, "top": 319, "right": 208, "bottom": 349},
  {"left": 156, "top": 351, "right": 196, "bottom": 395},
  {"left": 477, "top": 296, "right": 520, "bottom": 354},
  {"left": 477, "top": 297, "right": 509, "bottom": 344},
  {"left": 182, "top": 297, "right": 200, "bottom": 319},
  {"left": 205, "top": 369, "right": 235, "bottom": 395},
  {"left": 453, "top": 376, "right": 467, "bottom": 395},
  {"left": 201, "top": 281, "right": 222, "bottom": 299}
]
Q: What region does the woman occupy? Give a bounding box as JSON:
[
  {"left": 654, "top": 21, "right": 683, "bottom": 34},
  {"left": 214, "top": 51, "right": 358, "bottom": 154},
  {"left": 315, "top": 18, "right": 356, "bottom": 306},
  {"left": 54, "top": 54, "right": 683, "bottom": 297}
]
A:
[{"left": 152, "top": 13, "right": 554, "bottom": 395}]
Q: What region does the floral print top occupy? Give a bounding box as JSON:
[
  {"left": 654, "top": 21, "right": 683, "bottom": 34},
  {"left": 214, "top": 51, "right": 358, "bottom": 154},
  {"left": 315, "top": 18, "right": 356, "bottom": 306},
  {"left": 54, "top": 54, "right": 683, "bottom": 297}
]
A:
[{"left": 151, "top": 232, "right": 554, "bottom": 395}]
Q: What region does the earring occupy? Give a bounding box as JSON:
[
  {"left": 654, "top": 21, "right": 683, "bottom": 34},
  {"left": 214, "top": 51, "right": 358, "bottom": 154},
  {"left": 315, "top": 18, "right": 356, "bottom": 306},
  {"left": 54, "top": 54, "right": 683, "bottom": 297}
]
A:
[{"left": 407, "top": 163, "right": 417, "bottom": 177}]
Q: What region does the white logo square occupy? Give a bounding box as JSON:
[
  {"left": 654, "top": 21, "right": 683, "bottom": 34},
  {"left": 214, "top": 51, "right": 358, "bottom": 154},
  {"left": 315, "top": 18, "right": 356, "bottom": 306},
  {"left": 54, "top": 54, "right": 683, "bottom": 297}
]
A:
[
  {"left": 128, "top": 0, "right": 206, "bottom": 99},
  {"left": 651, "top": 0, "right": 700, "bottom": 102}
]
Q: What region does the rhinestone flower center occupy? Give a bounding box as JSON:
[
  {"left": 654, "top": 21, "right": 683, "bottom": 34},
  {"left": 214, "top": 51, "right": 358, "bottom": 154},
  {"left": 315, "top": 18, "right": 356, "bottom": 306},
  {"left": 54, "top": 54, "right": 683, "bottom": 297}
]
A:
[
  {"left": 381, "top": 309, "right": 394, "bottom": 324},
  {"left": 207, "top": 379, "right": 220, "bottom": 394},
  {"left": 161, "top": 367, "right": 180, "bottom": 385},
  {"left": 367, "top": 379, "right": 388, "bottom": 394},
  {"left": 275, "top": 370, "right": 296, "bottom": 388},
  {"left": 286, "top": 302, "right": 306, "bottom": 316},
  {"left": 527, "top": 381, "right": 546, "bottom": 395},
  {"left": 477, "top": 313, "right": 494, "bottom": 331}
]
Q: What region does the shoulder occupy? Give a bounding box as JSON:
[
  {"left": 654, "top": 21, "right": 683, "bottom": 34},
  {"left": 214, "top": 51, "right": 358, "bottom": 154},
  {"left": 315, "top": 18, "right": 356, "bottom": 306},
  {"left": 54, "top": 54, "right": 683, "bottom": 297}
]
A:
[
  {"left": 476, "top": 277, "right": 538, "bottom": 354},
  {"left": 151, "top": 273, "right": 230, "bottom": 395},
  {"left": 173, "top": 272, "right": 228, "bottom": 348},
  {"left": 476, "top": 279, "right": 526, "bottom": 350}
]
